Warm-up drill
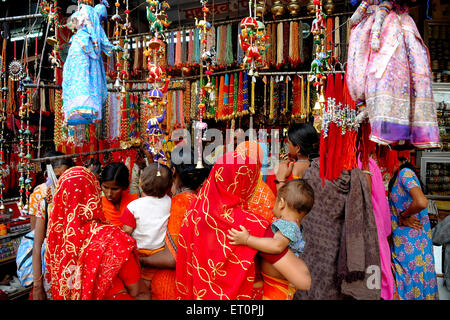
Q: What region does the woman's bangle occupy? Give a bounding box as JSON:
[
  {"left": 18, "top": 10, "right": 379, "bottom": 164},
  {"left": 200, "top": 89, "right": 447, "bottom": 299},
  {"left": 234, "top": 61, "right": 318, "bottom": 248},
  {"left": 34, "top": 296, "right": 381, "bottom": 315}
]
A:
[
  {"left": 362, "top": 170, "right": 373, "bottom": 176},
  {"left": 33, "top": 274, "right": 43, "bottom": 283},
  {"left": 274, "top": 179, "right": 286, "bottom": 184}
]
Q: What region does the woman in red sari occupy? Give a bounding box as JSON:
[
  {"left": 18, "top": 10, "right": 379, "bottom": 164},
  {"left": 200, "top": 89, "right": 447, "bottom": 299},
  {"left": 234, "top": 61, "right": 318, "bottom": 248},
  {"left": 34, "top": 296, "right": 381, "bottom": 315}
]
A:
[
  {"left": 45, "top": 166, "right": 150, "bottom": 300},
  {"left": 175, "top": 150, "right": 311, "bottom": 300}
]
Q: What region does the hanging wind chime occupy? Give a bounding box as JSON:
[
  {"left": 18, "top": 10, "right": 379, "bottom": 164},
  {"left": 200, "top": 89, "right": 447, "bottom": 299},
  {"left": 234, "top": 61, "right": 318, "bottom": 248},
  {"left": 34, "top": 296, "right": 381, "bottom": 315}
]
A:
[
  {"left": 0, "top": 39, "right": 8, "bottom": 211},
  {"left": 143, "top": 0, "right": 171, "bottom": 165},
  {"left": 193, "top": 0, "right": 214, "bottom": 169},
  {"left": 308, "top": 0, "right": 330, "bottom": 132},
  {"left": 17, "top": 40, "right": 33, "bottom": 214}
]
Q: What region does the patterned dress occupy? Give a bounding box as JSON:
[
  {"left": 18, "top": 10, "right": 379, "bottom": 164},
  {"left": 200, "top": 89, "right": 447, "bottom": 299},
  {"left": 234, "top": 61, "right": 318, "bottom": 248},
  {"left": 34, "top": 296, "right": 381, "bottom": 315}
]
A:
[
  {"left": 347, "top": 5, "right": 440, "bottom": 148},
  {"left": 389, "top": 168, "right": 439, "bottom": 300},
  {"left": 62, "top": 4, "right": 113, "bottom": 125}
]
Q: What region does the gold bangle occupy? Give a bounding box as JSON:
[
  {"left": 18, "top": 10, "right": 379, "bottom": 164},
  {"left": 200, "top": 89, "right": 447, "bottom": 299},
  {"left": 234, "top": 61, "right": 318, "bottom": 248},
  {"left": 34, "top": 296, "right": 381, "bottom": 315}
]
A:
[{"left": 33, "top": 274, "right": 43, "bottom": 283}]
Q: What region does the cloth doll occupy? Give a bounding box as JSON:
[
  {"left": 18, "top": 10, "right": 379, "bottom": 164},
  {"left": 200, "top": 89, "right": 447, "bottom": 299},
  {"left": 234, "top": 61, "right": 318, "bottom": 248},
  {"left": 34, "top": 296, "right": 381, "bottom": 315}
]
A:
[{"left": 346, "top": 0, "right": 440, "bottom": 148}]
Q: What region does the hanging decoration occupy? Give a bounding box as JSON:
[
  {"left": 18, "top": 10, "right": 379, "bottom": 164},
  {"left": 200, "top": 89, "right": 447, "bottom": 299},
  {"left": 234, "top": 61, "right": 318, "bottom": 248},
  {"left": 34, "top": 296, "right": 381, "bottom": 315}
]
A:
[
  {"left": 193, "top": 0, "right": 215, "bottom": 169},
  {"left": 8, "top": 42, "right": 24, "bottom": 82},
  {"left": 142, "top": 0, "right": 171, "bottom": 163},
  {"left": 17, "top": 44, "right": 33, "bottom": 214},
  {"left": 319, "top": 73, "right": 358, "bottom": 184},
  {"left": 308, "top": 0, "right": 330, "bottom": 132},
  {"left": 239, "top": 1, "right": 269, "bottom": 78},
  {"left": 0, "top": 39, "right": 8, "bottom": 211}
]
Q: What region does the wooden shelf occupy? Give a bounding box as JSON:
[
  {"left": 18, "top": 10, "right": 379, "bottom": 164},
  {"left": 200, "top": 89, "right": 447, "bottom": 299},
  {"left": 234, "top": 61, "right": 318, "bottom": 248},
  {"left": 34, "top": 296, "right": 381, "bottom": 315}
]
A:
[
  {"left": 0, "top": 228, "right": 31, "bottom": 240},
  {"left": 0, "top": 256, "right": 16, "bottom": 266},
  {"left": 7, "top": 286, "right": 31, "bottom": 300}
]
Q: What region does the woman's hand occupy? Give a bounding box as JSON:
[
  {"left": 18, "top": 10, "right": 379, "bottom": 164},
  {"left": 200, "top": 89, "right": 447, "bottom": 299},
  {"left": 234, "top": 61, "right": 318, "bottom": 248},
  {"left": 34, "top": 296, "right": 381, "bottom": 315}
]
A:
[
  {"left": 32, "top": 282, "right": 47, "bottom": 300},
  {"left": 275, "top": 161, "right": 294, "bottom": 182},
  {"left": 227, "top": 226, "right": 250, "bottom": 246},
  {"left": 399, "top": 216, "right": 423, "bottom": 230}
]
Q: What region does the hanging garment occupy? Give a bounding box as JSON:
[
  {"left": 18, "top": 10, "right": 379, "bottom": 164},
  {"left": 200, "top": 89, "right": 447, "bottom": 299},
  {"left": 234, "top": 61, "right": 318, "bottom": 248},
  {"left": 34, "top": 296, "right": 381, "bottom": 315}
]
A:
[
  {"left": 347, "top": 5, "right": 440, "bottom": 148},
  {"left": 62, "top": 4, "right": 114, "bottom": 125}
]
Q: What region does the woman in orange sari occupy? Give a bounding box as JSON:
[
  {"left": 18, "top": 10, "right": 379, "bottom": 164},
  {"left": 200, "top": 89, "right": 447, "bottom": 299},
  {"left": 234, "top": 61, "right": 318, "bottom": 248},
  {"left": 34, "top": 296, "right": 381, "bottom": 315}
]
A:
[
  {"left": 175, "top": 150, "right": 311, "bottom": 300},
  {"left": 100, "top": 162, "right": 138, "bottom": 227},
  {"left": 140, "top": 150, "right": 212, "bottom": 299},
  {"left": 45, "top": 166, "right": 150, "bottom": 300}
]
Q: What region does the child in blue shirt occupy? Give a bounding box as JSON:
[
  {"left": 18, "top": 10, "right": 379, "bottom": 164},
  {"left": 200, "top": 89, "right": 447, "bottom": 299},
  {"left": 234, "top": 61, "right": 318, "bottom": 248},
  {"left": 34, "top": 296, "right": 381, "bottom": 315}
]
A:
[{"left": 228, "top": 179, "right": 314, "bottom": 258}]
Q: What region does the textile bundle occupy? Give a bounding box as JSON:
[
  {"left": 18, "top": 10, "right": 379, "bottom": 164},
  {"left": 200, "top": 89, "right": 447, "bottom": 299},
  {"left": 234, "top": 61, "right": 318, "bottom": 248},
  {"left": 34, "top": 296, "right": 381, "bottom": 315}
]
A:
[{"left": 319, "top": 73, "right": 358, "bottom": 184}]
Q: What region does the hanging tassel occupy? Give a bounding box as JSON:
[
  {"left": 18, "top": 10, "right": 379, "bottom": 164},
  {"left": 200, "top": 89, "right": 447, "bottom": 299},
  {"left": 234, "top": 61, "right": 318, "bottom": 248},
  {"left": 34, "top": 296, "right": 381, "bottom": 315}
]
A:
[
  {"left": 233, "top": 73, "right": 238, "bottom": 117},
  {"left": 334, "top": 16, "right": 340, "bottom": 62},
  {"left": 228, "top": 73, "right": 235, "bottom": 119},
  {"left": 194, "top": 28, "right": 200, "bottom": 63},
  {"left": 168, "top": 31, "right": 175, "bottom": 66},
  {"left": 217, "top": 75, "right": 225, "bottom": 120},
  {"left": 326, "top": 17, "right": 334, "bottom": 64},
  {"left": 237, "top": 72, "right": 243, "bottom": 116},
  {"left": 276, "top": 22, "right": 283, "bottom": 67},
  {"left": 221, "top": 25, "right": 227, "bottom": 66},
  {"left": 299, "top": 20, "right": 304, "bottom": 63},
  {"left": 175, "top": 31, "right": 182, "bottom": 67},
  {"left": 188, "top": 29, "right": 194, "bottom": 64},
  {"left": 226, "top": 24, "right": 234, "bottom": 66},
  {"left": 242, "top": 72, "right": 249, "bottom": 115},
  {"left": 223, "top": 74, "right": 230, "bottom": 120},
  {"left": 269, "top": 76, "right": 274, "bottom": 120},
  {"left": 237, "top": 24, "right": 243, "bottom": 64}
]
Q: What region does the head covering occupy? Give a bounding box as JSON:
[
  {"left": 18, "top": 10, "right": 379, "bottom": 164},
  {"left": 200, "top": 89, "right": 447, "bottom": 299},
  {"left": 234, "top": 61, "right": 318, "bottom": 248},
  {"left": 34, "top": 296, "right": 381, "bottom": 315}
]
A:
[
  {"left": 45, "top": 166, "right": 137, "bottom": 300},
  {"left": 176, "top": 151, "right": 270, "bottom": 300},
  {"left": 236, "top": 141, "right": 275, "bottom": 222}
]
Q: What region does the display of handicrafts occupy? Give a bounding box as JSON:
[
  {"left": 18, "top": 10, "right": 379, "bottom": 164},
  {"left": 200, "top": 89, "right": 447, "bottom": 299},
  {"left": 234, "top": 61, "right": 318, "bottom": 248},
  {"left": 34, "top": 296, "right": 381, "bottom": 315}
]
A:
[
  {"left": 143, "top": 0, "right": 171, "bottom": 163},
  {"left": 308, "top": 0, "right": 330, "bottom": 132}
]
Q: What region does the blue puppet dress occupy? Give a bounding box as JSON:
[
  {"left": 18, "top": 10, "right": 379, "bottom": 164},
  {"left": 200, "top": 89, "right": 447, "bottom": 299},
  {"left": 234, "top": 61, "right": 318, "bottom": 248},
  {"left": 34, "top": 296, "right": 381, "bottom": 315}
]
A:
[{"left": 62, "top": 4, "right": 114, "bottom": 125}]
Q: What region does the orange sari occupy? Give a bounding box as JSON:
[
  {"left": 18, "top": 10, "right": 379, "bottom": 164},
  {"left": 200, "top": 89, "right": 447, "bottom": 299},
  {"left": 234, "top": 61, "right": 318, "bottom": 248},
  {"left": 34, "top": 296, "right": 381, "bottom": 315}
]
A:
[
  {"left": 102, "top": 191, "right": 139, "bottom": 227},
  {"left": 151, "top": 192, "right": 197, "bottom": 300}
]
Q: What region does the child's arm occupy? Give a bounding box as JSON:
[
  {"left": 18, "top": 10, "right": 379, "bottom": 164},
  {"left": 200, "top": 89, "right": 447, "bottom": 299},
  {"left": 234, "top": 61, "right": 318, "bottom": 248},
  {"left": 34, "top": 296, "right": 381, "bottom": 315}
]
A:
[
  {"left": 122, "top": 224, "right": 134, "bottom": 235},
  {"left": 227, "top": 225, "right": 290, "bottom": 254}
]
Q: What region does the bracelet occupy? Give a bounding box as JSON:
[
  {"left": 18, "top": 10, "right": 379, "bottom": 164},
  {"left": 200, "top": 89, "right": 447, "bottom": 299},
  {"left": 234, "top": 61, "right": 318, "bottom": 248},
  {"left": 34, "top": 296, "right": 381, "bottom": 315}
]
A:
[
  {"left": 362, "top": 170, "right": 373, "bottom": 176},
  {"left": 274, "top": 179, "right": 286, "bottom": 184},
  {"left": 33, "top": 274, "right": 43, "bottom": 283}
]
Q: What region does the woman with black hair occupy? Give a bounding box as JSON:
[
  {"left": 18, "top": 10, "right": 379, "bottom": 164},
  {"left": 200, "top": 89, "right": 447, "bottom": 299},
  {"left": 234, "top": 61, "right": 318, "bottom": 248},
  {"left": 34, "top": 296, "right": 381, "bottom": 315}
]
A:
[
  {"left": 140, "top": 149, "right": 211, "bottom": 300},
  {"left": 30, "top": 151, "right": 75, "bottom": 300},
  {"left": 269, "top": 123, "right": 320, "bottom": 194},
  {"left": 100, "top": 162, "right": 138, "bottom": 227},
  {"left": 83, "top": 158, "right": 102, "bottom": 179},
  {"left": 388, "top": 157, "right": 439, "bottom": 300}
]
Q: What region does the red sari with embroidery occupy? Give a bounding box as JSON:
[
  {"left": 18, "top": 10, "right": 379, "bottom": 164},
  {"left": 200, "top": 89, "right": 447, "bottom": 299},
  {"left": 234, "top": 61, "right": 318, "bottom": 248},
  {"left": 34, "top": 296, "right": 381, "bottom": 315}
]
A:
[
  {"left": 175, "top": 151, "right": 270, "bottom": 300},
  {"left": 45, "top": 167, "right": 139, "bottom": 300}
]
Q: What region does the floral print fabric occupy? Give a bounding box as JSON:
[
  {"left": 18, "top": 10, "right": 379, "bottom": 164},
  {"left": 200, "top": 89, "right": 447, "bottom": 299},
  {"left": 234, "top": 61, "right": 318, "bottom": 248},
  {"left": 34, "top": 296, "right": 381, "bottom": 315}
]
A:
[{"left": 389, "top": 168, "right": 439, "bottom": 300}]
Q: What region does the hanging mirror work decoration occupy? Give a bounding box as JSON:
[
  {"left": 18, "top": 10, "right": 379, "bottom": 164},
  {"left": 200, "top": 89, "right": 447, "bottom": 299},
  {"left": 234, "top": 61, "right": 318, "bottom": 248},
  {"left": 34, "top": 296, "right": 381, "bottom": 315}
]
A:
[{"left": 143, "top": 0, "right": 171, "bottom": 164}]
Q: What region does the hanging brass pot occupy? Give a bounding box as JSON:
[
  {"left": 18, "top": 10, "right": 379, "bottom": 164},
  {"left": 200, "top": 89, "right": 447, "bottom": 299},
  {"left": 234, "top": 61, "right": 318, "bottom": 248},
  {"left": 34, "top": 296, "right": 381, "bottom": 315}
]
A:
[
  {"left": 306, "top": 0, "right": 315, "bottom": 15},
  {"left": 287, "top": 0, "right": 301, "bottom": 17},
  {"left": 271, "top": 0, "right": 285, "bottom": 18},
  {"left": 324, "top": 0, "right": 335, "bottom": 15}
]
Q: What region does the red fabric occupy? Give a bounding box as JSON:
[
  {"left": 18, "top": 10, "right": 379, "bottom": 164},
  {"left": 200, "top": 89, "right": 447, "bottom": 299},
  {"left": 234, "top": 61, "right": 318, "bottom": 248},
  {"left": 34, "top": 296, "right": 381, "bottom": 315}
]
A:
[
  {"left": 45, "top": 166, "right": 139, "bottom": 300},
  {"left": 120, "top": 207, "right": 137, "bottom": 229},
  {"left": 259, "top": 228, "right": 288, "bottom": 264},
  {"left": 104, "top": 253, "right": 142, "bottom": 300},
  {"left": 176, "top": 151, "right": 270, "bottom": 300}
]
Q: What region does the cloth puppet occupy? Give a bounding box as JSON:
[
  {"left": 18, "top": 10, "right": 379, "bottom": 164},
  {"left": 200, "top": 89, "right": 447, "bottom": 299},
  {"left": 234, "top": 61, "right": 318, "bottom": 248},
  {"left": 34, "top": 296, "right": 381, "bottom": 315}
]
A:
[
  {"left": 62, "top": 1, "right": 115, "bottom": 125},
  {"left": 346, "top": 0, "right": 440, "bottom": 148}
]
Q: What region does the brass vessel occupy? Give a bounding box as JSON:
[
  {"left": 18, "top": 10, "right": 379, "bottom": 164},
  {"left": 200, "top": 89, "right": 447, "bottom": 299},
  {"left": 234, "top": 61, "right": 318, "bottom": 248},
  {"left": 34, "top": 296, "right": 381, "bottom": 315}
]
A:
[
  {"left": 324, "top": 0, "right": 335, "bottom": 15},
  {"left": 271, "top": 0, "right": 285, "bottom": 18},
  {"left": 306, "top": 0, "right": 316, "bottom": 15},
  {"left": 287, "top": 0, "right": 301, "bottom": 16}
]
